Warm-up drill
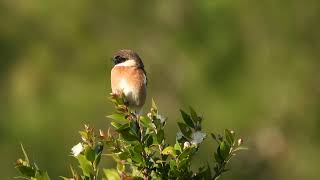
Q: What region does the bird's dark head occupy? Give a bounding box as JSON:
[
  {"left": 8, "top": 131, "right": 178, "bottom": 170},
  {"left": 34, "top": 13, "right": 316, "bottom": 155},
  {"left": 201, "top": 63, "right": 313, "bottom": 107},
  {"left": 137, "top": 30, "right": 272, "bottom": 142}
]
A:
[{"left": 112, "top": 49, "right": 144, "bottom": 67}]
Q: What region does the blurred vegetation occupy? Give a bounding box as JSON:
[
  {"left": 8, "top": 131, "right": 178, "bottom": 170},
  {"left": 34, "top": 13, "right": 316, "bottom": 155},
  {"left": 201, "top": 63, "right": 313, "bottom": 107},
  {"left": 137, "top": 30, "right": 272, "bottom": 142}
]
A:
[{"left": 1, "top": 0, "right": 320, "bottom": 179}]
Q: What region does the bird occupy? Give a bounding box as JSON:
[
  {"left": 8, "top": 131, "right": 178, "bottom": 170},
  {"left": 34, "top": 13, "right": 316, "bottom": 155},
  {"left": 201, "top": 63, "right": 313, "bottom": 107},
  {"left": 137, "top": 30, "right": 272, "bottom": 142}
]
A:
[{"left": 110, "top": 49, "right": 147, "bottom": 114}]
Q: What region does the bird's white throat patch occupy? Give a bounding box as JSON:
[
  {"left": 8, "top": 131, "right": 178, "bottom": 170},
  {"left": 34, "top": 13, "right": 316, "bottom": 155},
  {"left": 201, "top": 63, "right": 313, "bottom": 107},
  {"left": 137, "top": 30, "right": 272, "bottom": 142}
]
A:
[{"left": 115, "top": 59, "right": 137, "bottom": 67}]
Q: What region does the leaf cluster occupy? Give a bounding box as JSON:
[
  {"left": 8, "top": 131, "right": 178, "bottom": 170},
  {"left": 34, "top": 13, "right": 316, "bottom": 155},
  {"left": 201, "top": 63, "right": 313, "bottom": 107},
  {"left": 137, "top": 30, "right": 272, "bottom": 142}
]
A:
[{"left": 15, "top": 94, "right": 246, "bottom": 180}]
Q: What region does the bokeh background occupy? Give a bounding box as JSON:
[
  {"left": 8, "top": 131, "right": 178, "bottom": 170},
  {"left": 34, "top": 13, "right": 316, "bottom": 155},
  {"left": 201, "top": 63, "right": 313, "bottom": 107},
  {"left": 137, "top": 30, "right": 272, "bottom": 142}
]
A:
[{"left": 1, "top": 0, "right": 320, "bottom": 179}]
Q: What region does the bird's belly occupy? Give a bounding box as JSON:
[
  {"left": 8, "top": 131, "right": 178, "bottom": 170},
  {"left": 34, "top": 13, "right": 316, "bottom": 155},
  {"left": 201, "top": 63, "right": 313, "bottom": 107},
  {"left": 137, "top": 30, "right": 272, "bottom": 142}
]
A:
[{"left": 118, "top": 79, "right": 145, "bottom": 108}]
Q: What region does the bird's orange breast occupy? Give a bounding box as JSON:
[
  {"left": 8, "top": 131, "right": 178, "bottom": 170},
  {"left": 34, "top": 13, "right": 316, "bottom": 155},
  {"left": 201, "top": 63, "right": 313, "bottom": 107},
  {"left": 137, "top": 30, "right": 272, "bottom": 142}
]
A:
[{"left": 111, "top": 66, "right": 147, "bottom": 109}]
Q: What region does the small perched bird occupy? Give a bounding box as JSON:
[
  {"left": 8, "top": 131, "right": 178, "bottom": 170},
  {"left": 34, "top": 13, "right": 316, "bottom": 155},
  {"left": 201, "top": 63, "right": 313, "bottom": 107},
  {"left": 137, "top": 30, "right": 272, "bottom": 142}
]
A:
[{"left": 110, "top": 49, "right": 147, "bottom": 113}]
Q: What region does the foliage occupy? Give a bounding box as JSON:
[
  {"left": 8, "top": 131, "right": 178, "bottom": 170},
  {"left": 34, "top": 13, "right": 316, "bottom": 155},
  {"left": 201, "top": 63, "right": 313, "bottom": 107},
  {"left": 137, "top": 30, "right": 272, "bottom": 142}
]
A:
[{"left": 15, "top": 94, "right": 246, "bottom": 179}]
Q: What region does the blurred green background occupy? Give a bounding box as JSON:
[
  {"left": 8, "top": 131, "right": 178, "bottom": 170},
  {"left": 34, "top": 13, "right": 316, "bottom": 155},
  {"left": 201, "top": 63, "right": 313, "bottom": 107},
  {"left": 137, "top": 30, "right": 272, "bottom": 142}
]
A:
[{"left": 1, "top": 0, "right": 320, "bottom": 179}]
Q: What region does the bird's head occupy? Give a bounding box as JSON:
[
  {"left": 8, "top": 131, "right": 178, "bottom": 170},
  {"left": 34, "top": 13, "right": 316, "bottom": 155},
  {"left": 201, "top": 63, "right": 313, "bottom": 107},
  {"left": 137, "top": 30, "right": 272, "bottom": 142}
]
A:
[{"left": 112, "top": 49, "right": 144, "bottom": 68}]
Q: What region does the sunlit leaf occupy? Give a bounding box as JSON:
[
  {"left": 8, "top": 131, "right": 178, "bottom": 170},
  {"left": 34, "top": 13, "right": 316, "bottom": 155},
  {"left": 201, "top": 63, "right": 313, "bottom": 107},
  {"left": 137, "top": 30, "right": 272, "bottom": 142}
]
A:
[
  {"left": 103, "top": 169, "right": 120, "bottom": 180},
  {"left": 107, "top": 114, "right": 127, "bottom": 122},
  {"left": 76, "top": 154, "right": 93, "bottom": 177},
  {"left": 152, "top": 98, "right": 158, "bottom": 111},
  {"left": 20, "top": 144, "right": 30, "bottom": 164},
  {"left": 162, "top": 146, "right": 175, "bottom": 156}
]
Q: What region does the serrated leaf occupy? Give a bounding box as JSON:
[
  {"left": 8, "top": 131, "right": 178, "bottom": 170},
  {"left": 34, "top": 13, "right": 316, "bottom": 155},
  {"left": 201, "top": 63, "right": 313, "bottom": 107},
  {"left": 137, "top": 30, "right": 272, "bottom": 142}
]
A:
[
  {"left": 103, "top": 169, "right": 120, "bottom": 180},
  {"left": 180, "top": 110, "right": 195, "bottom": 128},
  {"left": 106, "top": 114, "right": 127, "bottom": 122}
]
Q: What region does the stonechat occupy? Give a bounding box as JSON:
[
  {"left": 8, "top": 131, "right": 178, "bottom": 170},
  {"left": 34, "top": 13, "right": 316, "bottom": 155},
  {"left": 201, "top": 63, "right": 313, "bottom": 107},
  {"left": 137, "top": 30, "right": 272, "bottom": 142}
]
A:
[{"left": 110, "top": 49, "right": 147, "bottom": 113}]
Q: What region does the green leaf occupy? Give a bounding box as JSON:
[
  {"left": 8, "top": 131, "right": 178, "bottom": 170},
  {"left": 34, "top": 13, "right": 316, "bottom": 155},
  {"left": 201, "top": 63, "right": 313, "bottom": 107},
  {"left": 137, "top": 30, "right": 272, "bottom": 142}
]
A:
[
  {"left": 35, "top": 170, "right": 50, "bottom": 180},
  {"left": 162, "top": 146, "right": 175, "bottom": 156},
  {"left": 117, "top": 162, "right": 125, "bottom": 172},
  {"left": 107, "top": 114, "right": 127, "bottom": 122},
  {"left": 119, "top": 130, "right": 138, "bottom": 141},
  {"left": 134, "top": 143, "right": 143, "bottom": 153},
  {"left": 16, "top": 165, "right": 36, "bottom": 177},
  {"left": 118, "top": 151, "right": 129, "bottom": 160},
  {"left": 178, "top": 158, "right": 188, "bottom": 168},
  {"left": 143, "top": 134, "right": 153, "bottom": 146},
  {"left": 180, "top": 110, "right": 195, "bottom": 128},
  {"left": 110, "top": 122, "right": 123, "bottom": 129},
  {"left": 152, "top": 98, "right": 158, "bottom": 110},
  {"left": 84, "top": 147, "right": 95, "bottom": 163},
  {"left": 130, "top": 150, "right": 143, "bottom": 164},
  {"left": 157, "top": 129, "right": 164, "bottom": 144},
  {"left": 76, "top": 154, "right": 93, "bottom": 177},
  {"left": 214, "top": 152, "right": 222, "bottom": 163},
  {"left": 20, "top": 144, "right": 30, "bottom": 164},
  {"left": 189, "top": 106, "right": 199, "bottom": 123},
  {"left": 94, "top": 152, "right": 102, "bottom": 169},
  {"left": 178, "top": 122, "right": 192, "bottom": 138},
  {"left": 224, "top": 129, "right": 234, "bottom": 145},
  {"left": 59, "top": 176, "right": 70, "bottom": 180},
  {"left": 103, "top": 169, "right": 120, "bottom": 180},
  {"left": 178, "top": 147, "right": 196, "bottom": 161},
  {"left": 174, "top": 143, "right": 182, "bottom": 153},
  {"left": 140, "top": 116, "right": 152, "bottom": 127},
  {"left": 79, "top": 131, "right": 88, "bottom": 141},
  {"left": 218, "top": 142, "right": 230, "bottom": 160},
  {"left": 233, "top": 146, "right": 248, "bottom": 152},
  {"left": 129, "top": 121, "right": 139, "bottom": 136},
  {"left": 115, "top": 123, "right": 130, "bottom": 132}
]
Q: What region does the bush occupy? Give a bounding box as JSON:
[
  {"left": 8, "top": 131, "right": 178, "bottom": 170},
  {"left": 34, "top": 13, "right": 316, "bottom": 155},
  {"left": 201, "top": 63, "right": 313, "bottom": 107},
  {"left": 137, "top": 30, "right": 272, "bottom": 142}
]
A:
[{"left": 15, "top": 94, "right": 246, "bottom": 180}]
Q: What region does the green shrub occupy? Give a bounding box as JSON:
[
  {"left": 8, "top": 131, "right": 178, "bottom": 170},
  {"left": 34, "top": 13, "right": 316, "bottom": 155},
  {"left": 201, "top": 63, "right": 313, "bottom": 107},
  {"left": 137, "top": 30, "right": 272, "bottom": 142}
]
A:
[{"left": 15, "top": 94, "right": 246, "bottom": 180}]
